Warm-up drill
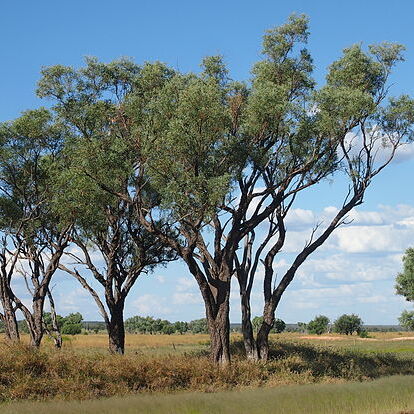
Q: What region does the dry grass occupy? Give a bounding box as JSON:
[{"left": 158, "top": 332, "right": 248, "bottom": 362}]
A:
[{"left": 1, "top": 333, "right": 414, "bottom": 402}]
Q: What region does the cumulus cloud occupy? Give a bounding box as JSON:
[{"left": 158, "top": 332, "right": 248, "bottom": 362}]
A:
[
  {"left": 132, "top": 294, "right": 171, "bottom": 316},
  {"left": 172, "top": 292, "right": 200, "bottom": 305}
]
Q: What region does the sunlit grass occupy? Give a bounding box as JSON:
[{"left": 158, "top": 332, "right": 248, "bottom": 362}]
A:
[{"left": 1, "top": 375, "right": 414, "bottom": 414}]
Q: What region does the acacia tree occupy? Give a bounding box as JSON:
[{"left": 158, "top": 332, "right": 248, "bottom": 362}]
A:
[
  {"left": 37, "top": 59, "right": 177, "bottom": 354},
  {"left": 236, "top": 42, "right": 413, "bottom": 359},
  {"left": 0, "top": 109, "right": 71, "bottom": 347}
]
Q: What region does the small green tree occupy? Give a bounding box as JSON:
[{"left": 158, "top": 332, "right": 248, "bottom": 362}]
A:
[
  {"left": 308, "top": 315, "right": 330, "bottom": 335},
  {"left": 188, "top": 318, "right": 208, "bottom": 334},
  {"left": 273, "top": 318, "right": 286, "bottom": 333},
  {"left": 252, "top": 316, "right": 264, "bottom": 334},
  {"left": 334, "top": 314, "right": 363, "bottom": 335},
  {"left": 61, "top": 313, "right": 83, "bottom": 335},
  {"left": 396, "top": 248, "right": 414, "bottom": 301},
  {"left": 398, "top": 310, "right": 414, "bottom": 330}
]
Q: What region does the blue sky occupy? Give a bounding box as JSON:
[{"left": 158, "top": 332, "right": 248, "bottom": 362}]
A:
[{"left": 2, "top": 0, "right": 414, "bottom": 324}]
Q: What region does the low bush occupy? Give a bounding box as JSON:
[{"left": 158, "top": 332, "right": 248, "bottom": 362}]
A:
[{"left": 0, "top": 339, "right": 414, "bottom": 402}]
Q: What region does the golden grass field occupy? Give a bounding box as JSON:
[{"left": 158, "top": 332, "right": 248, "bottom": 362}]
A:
[{"left": 1, "top": 331, "right": 414, "bottom": 413}]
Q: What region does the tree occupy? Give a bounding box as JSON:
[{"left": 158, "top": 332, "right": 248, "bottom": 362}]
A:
[
  {"left": 61, "top": 312, "right": 83, "bottom": 335},
  {"left": 252, "top": 316, "right": 263, "bottom": 334},
  {"left": 188, "top": 318, "right": 208, "bottom": 334},
  {"left": 35, "top": 15, "right": 414, "bottom": 364},
  {"left": 0, "top": 109, "right": 72, "bottom": 347},
  {"left": 334, "top": 314, "right": 363, "bottom": 335},
  {"left": 236, "top": 29, "right": 413, "bottom": 359},
  {"left": 307, "top": 315, "right": 330, "bottom": 335},
  {"left": 38, "top": 59, "right": 177, "bottom": 354},
  {"left": 396, "top": 248, "right": 414, "bottom": 301},
  {"left": 398, "top": 310, "right": 414, "bottom": 330},
  {"left": 273, "top": 318, "right": 286, "bottom": 334}
]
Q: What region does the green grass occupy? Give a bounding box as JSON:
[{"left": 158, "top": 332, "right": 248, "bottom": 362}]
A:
[{"left": 1, "top": 375, "right": 414, "bottom": 414}]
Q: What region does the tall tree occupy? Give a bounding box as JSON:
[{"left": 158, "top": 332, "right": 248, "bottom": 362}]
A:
[
  {"left": 0, "top": 109, "right": 71, "bottom": 347},
  {"left": 236, "top": 42, "right": 413, "bottom": 359},
  {"left": 124, "top": 15, "right": 337, "bottom": 364},
  {"left": 38, "top": 59, "right": 177, "bottom": 354}
]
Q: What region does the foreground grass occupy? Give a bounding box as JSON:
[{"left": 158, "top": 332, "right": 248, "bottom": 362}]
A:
[
  {"left": 1, "top": 337, "right": 414, "bottom": 402},
  {"left": 2, "top": 375, "right": 414, "bottom": 414}
]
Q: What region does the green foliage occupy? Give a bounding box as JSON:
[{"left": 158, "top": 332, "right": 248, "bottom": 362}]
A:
[
  {"left": 252, "top": 316, "right": 263, "bottom": 334},
  {"left": 124, "top": 316, "right": 195, "bottom": 334},
  {"left": 273, "top": 318, "right": 286, "bottom": 334},
  {"left": 396, "top": 248, "right": 414, "bottom": 301},
  {"left": 61, "top": 323, "right": 82, "bottom": 335},
  {"left": 398, "top": 310, "right": 414, "bottom": 331},
  {"left": 252, "top": 316, "right": 285, "bottom": 333},
  {"left": 358, "top": 329, "right": 370, "bottom": 338},
  {"left": 334, "top": 314, "right": 363, "bottom": 335},
  {"left": 187, "top": 318, "right": 208, "bottom": 334},
  {"left": 308, "top": 315, "right": 330, "bottom": 335}
]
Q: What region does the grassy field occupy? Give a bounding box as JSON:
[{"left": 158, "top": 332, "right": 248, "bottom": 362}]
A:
[
  {"left": 1, "top": 332, "right": 414, "bottom": 413},
  {"left": 1, "top": 375, "right": 414, "bottom": 414}
]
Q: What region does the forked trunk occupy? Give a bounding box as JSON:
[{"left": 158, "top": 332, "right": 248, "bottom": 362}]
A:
[{"left": 107, "top": 301, "right": 125, "bottom": 355}]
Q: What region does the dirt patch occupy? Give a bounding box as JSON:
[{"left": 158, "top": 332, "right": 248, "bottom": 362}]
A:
[
  {"left": 389, "top": 337, "right": 414, "bottom": 341},
  {"left": 299, "top": 335, "right": 378, "bottom": 341}
]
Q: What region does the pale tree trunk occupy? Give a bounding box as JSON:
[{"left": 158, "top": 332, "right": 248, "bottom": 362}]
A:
[{"left": 45, "top": 289, "right": 62, "bottom": 349}]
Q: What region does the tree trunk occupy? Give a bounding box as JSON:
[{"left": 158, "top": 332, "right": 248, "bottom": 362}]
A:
[
  {"left": 206, "top": 285, "right": 231, "bottom": 365},
  {"left": 240, "top": 291, "right": 258, "bottom": 360},
  {"left": 46, "top": 289, "right": 62, "bottom": 349},
  {"left": 26, "top": 300, "right": 44, "bottom": 348},
  {"left": 2, "top": 301, "right": 19, "bottom": 342},
  {"left": 107, "top": 301, "right": 125, "bottom": 355},
  {"left": 256, "top": 303, "right": 274, "bottom": 361},
  {"left": 0, "top": 287, "right": 19, "bottom": 342}
]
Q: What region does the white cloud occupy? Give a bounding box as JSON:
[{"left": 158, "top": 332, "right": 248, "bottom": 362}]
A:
[
  {"left": 132, "top": 294, "right": 171, "bottom": 316},
  {"left": 176, "top": 277, "right": 197, "bottom": 292},
  {"left": 172, "top": 292, "right": 200, "bottom": 305}
]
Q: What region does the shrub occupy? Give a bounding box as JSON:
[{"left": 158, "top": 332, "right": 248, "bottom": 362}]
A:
[
  {"left": 334, "top": 314, "right": 363, "bottom": 335},
  {"left": 398, "top": 310, "right": 414, "bottom": 330},
  {"left": 61, "top": 323, "right": 82, "bottom": 335},
  {"left": 273, "top": 319, "right": 286, "bottom": 333},
  {"left": 308, "top": 315, "right": 330, "bottom": 335}
]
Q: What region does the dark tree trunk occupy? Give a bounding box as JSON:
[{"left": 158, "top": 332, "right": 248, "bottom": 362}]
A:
[
  {"left": 240, "top": 291, "right": 258, "bottom": 360},
  {"left": 256, "top": 303, "right": 274, "bottom": 361},
  {"left": 208, "top": 294, "right": 231, "bottom": 365},
  {"left": 28, "top": 300, "right": 45, "bottom": 348},
  {"left": 2, "top": 298, "right": 19, "bottom": 342},
  {"left": 107, "top": 301, "right": 125, "bottom": 355},
  {"left": 0, "top": 279, "right": 19, "bottom": 341}
]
